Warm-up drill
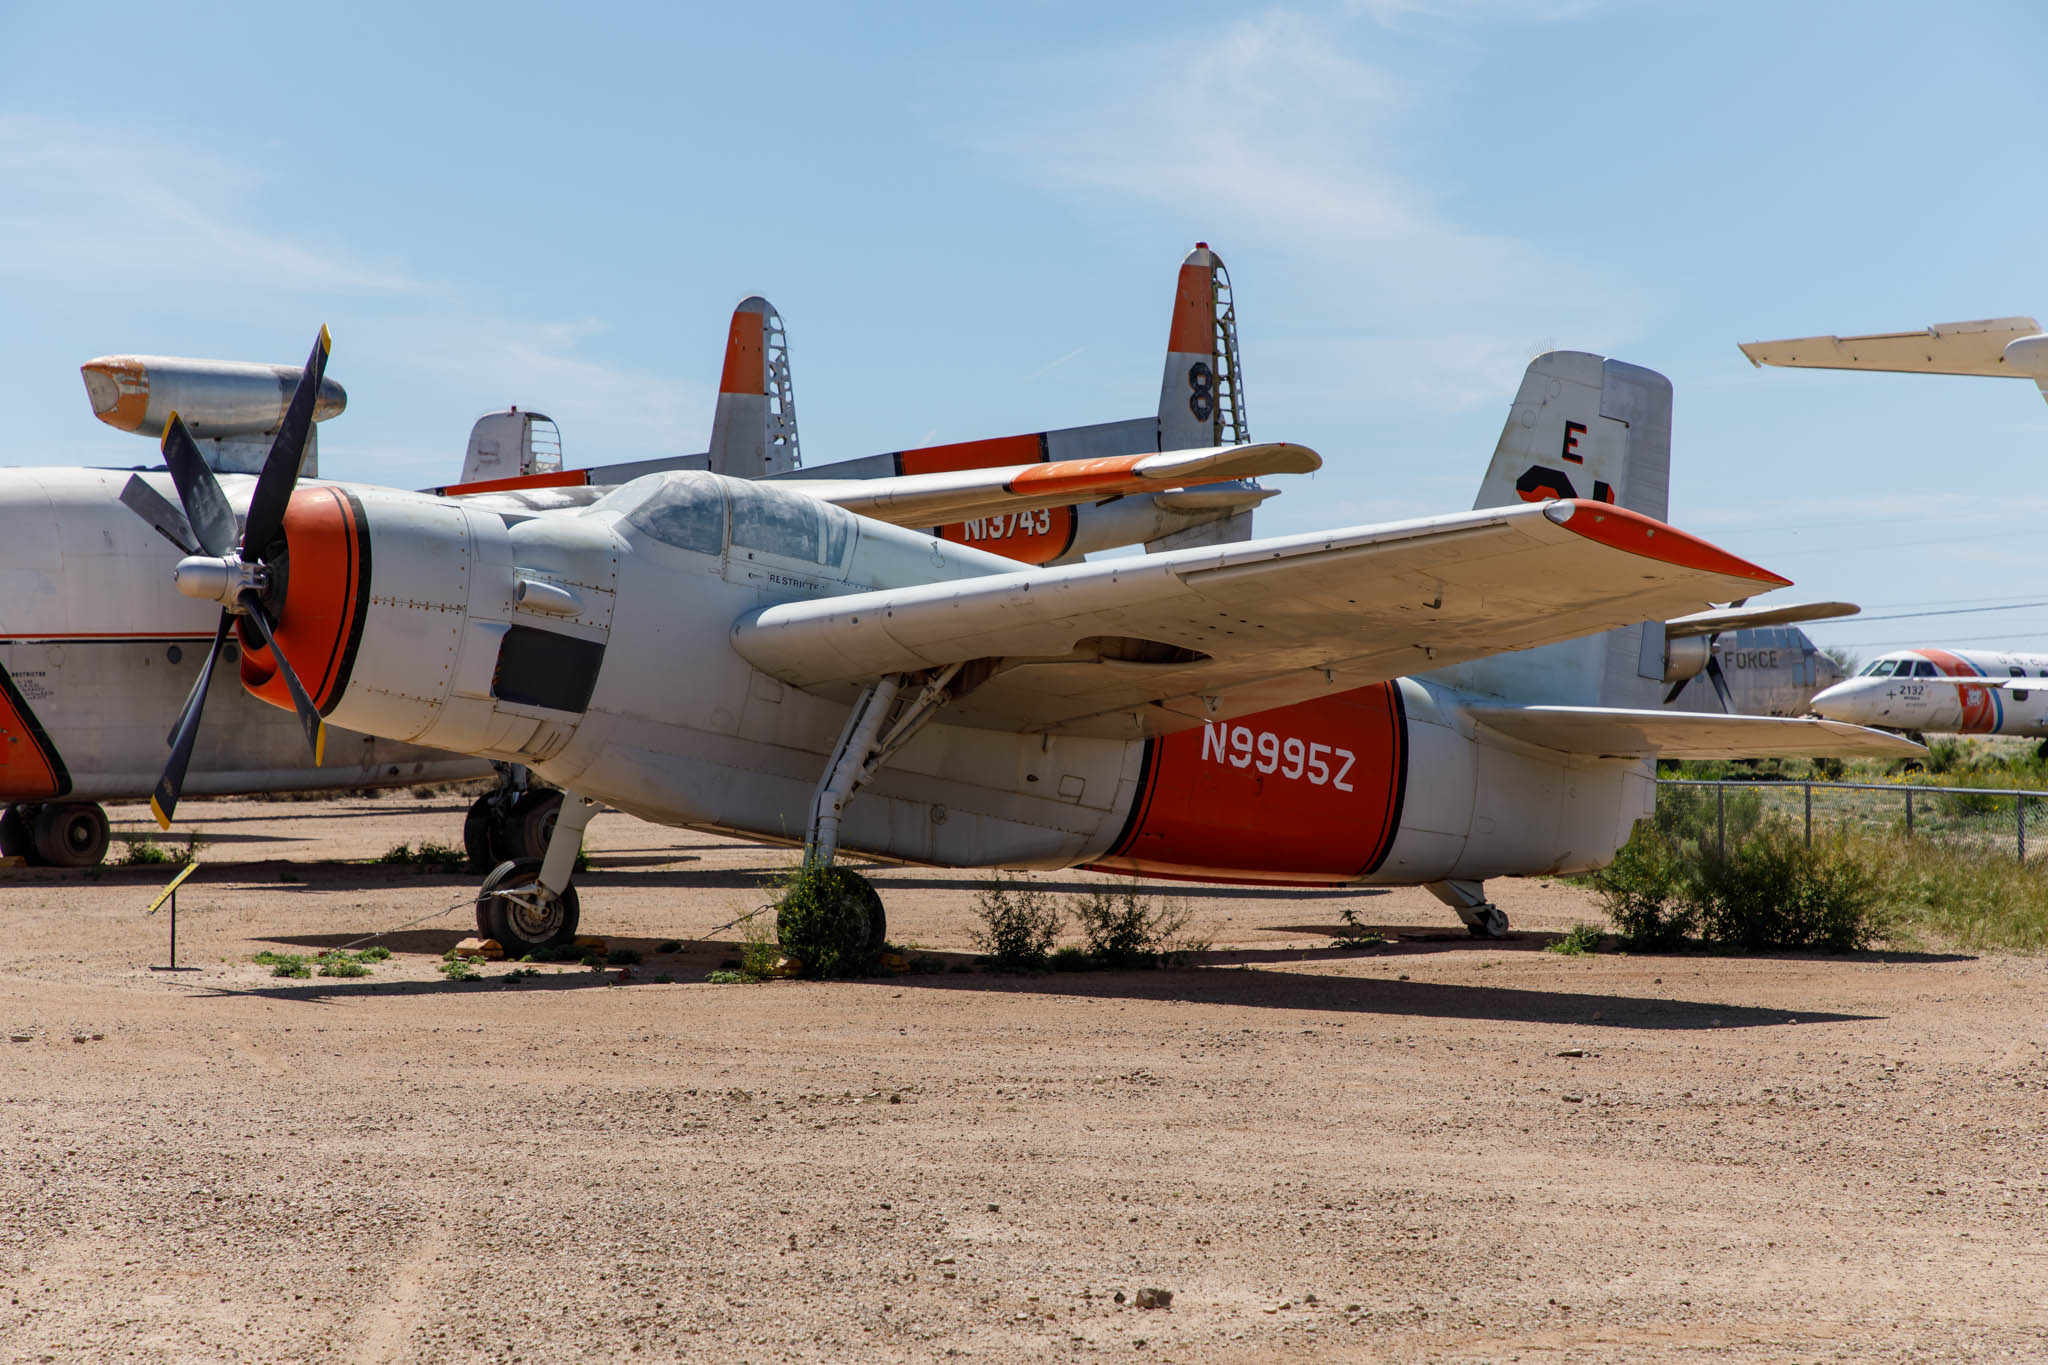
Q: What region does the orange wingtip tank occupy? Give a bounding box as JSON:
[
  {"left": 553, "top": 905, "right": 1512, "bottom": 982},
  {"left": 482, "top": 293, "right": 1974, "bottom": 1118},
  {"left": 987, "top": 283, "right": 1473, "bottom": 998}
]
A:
[{"left": 1543, "top": 500, "right": 1791, "bottom": 587}]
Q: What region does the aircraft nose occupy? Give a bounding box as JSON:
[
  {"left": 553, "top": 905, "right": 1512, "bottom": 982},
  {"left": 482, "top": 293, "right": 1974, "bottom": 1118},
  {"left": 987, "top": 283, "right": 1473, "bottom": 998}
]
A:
[{"left": 1809, "top": 679, "right": 1869, "bottom": 720}]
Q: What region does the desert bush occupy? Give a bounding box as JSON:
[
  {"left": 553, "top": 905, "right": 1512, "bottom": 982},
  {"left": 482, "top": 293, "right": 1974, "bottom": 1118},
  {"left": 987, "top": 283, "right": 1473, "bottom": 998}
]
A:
[
  {"left": 971, "top": 873, "right": 1062, "bottom": 972},
  {"left": 1546, "top": 923, "right": 1603, "bottom": 956},
  {"left": 1070, "top": 881, "right": 1203, "bottom": 968},
  {"left": 1590, "top": 809, "right": 1888, "bottom": 953},
  {"left": 773, "top": 864, "right": 882, "bottom": 979}
]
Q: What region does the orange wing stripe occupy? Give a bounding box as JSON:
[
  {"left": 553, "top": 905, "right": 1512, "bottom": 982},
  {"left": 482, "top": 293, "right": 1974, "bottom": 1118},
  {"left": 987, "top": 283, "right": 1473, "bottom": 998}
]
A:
[
  {"left": 1551, "top": 501, "right": 1790, "bottom": 586},
  {"left": 1006, "top": 453, "right": 1150, "bottom": 496}
]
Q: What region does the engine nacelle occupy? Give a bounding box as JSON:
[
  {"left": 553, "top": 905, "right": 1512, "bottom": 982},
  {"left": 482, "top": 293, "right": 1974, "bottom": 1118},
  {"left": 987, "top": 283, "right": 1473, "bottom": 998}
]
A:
[
  {"left": 80, "top": 356, "right": 346, "bottom": 439},
  {"left": 1661, "top": 633, "right": 1712, "bottom": 684},
  {"left": 249, "top": 483, "right": 616, "bottom": 772}
]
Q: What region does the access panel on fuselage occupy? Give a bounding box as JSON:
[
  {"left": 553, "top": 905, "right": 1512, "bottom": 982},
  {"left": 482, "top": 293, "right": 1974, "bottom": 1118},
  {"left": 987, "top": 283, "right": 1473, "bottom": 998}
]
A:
[{"left": 1089, "top": 684, "right": 1406, "bottom": 884}]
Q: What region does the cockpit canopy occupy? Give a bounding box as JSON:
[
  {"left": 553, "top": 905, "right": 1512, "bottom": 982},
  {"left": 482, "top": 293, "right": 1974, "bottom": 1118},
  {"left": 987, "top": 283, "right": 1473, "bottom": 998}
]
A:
[
  {"left": 1859, "top": 657, "right": 1940, "bottom": 678},
  {"left": 593, "top": 470, "right": 856, "bottom": 570}
]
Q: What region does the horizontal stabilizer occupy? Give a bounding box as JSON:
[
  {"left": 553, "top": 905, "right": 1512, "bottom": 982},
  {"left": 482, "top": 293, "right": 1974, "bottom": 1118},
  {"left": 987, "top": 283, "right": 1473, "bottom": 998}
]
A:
[
  {"left": 1739, "top": 318, "right": 2043, "bottom": 378},
  {"left": 1467, "top": 705, "right": 1921, "bottom": 759},
  {"left": 1664, "top": 600, "right": 1858, "bottom": 639},
  {"left": 780, "top": 442, "right": 1318, "bottom": 529}
]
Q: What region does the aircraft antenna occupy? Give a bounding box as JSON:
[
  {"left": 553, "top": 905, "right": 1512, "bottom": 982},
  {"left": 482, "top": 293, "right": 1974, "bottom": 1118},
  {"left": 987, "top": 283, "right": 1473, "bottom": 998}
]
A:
[
  {"left": 763, "top": 303, "right": 801, "bottom": 470},
  {"left": 1210, "top": 253, "right": 1249, "bottom": 445}
]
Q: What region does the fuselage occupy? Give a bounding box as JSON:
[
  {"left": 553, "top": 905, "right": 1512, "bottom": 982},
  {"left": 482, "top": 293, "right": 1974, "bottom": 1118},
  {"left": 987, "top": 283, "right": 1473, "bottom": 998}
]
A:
[
  {"left": 1810, "top": 647, "right": 2048, "bottom": 737},
  {"left": 1664, "top": 625, "right": 1844, "bottom": 718},
  {"left": 268, "top": 470, "right": 1653, "bottom": 887},
  {"left": 0, "top": 468, "right": 489, "bottom": 805}
]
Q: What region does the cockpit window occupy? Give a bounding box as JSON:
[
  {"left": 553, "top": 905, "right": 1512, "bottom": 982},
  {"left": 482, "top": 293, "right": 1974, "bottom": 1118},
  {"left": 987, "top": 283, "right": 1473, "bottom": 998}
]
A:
[
  {"left": 1863, "top": 659, "right": 1896, "bottom": 677},
  {"left": 1912, "top": 661, "right": 1938, "bottom": 677},
  {"left": 728, "top": 482, "right": 852, "bottom": 568},
  {"left": 606, "top": 473, "right": 728, "bottom": 555}
]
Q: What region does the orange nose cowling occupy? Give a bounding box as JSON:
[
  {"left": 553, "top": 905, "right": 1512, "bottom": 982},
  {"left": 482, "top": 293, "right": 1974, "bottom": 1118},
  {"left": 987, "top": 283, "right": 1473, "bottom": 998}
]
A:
[{"left": 239, "top": 486, "right": 370, "bottom": 717}]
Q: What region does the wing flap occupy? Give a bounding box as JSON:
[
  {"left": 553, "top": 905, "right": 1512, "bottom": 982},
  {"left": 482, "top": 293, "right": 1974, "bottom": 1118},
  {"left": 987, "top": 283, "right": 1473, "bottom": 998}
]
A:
[
  {"left": 735, "top": 499, "right": 1793, "bottom": 737},
  {"left": 1468, "top": 705, "right": 1921, "bottom": 759}
]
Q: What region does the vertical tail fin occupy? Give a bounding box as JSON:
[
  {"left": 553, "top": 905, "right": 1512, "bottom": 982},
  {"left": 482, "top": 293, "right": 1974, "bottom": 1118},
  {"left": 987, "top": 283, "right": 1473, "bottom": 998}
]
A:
[
  {"left": 1439, "top": 352, "right": 1676, "bottom": 706},
  {"left": 1156, "top": 243, "right": 1249, "bottom": 451},
  {"left": 1151, "top": 243, "right": 1254, "bottom": 549},
  {"left": 708, "top": 296, "right": 801, "bottom": 478}
]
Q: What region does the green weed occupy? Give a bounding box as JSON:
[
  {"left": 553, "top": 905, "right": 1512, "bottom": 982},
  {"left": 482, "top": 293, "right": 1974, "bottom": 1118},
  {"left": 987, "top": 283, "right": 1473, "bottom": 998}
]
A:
[
  {"left": 377, "top": 841, "right": 467, "bottom": 868},
  {"left": 1546, "top": 923, "right": 1603, "bottom": 957},
  {"left": 252, "top": 950, "right": 310, "bottom": 979},
  {"left": 970, "top": 873, "right": 1063, "bottom": 973},
  {"left": 1071, "top": 881, "right": 1205, "bottom": 968}
]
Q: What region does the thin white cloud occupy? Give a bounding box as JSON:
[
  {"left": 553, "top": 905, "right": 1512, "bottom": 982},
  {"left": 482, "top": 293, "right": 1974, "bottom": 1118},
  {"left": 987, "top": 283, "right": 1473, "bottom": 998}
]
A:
[
  {"left": 965, "top": 4, "right": 1635, "bottom": 412},
  {"left": 360, "top": 313, "right": 706, "bottom": 465},
  {"left": 0, "top": 114, "right": 418, "bottom": 295}
]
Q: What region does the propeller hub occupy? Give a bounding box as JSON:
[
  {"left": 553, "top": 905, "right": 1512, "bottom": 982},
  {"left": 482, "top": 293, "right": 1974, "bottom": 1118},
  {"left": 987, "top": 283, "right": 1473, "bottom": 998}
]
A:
[{"left": 174, "top": 553, "right": 267, "bottom": 607}]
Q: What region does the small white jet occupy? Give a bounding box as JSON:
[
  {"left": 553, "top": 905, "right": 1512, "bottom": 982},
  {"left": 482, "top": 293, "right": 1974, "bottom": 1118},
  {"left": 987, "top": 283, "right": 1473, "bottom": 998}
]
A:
[
  {"left": 1811, "top": 648, "right": 2048, "bottom": 738},
  {"left": 140, "top": 335, "right": 1915, "bottom": 950}
]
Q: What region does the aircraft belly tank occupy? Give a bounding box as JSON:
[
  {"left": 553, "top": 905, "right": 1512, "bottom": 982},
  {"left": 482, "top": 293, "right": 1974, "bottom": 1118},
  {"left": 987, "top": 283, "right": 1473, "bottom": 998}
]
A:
[{"left": 80, "top": 356, "right": 346, "bottom": 439}]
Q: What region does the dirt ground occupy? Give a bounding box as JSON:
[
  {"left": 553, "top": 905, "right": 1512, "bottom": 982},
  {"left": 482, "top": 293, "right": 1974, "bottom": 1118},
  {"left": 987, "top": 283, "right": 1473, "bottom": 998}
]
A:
[{"left": 1, "top": 793, "right": 2045, "bottom": 1364}]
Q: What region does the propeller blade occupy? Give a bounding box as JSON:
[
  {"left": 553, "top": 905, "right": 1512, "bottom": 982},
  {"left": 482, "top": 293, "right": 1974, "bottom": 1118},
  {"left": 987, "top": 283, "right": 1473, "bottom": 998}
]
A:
[
  {"left": 242, "top": 326, "right": 330, "bottom": 559},
  {"left": 160, "top": 413, "right": 239, "bottom": 558},
  {"left": 1663, "top": 675, "right": 1692, "bottom": 706},
  {"left": 118, "top": 474, "right": 199, "bottom": 556},
  {"left": 150, "top": 612, "right": 233, "bottom": 829},
  {"left": 236, "top": 590, "right": 326, "bottom": 765},
  {"left": 1706, "top": 655, "right": 1735, "bottom": 713}
]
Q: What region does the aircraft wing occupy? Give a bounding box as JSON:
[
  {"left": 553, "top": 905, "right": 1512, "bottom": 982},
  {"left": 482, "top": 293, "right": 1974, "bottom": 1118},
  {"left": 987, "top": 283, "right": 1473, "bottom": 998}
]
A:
[
  {"left": 733, "top": 499, "right": 1794, "bottom": 738},
  {"left": 1465, "top": 705, "right": 1921, "bottom": 759},
  {"left": 1663, "top": 600, "right": 1858, "bottom": 638},
  {"left": 777, "top": 442, "right": 1318, "bottom": 528},
  {"left": 1739, "top": 318, "right": 2042, "bottom": 377}
]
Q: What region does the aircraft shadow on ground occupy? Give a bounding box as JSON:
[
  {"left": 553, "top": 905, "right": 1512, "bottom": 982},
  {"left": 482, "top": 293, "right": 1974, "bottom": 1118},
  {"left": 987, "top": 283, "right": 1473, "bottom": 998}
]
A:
[{"left": 226, "top": 930, "right": 1881, "bottom": 1029}]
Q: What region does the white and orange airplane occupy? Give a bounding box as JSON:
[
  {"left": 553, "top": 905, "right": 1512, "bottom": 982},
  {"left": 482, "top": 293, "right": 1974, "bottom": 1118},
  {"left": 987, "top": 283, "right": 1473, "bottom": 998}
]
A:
[
  {"left": 0, "top": 247, "right": 1268, "bottom": 866},
  {"left": 1810, "top": 648, "right": 2048, "bottom": 738},
  {"left": 137, "top": 333, "right": 1915, "bottom": 950}
]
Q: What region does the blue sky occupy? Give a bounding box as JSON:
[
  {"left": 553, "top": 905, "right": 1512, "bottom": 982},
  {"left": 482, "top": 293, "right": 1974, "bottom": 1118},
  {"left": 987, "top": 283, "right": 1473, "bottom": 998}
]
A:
[{"left": 3, "top": 1, "right": 2044, "bottom": 660}]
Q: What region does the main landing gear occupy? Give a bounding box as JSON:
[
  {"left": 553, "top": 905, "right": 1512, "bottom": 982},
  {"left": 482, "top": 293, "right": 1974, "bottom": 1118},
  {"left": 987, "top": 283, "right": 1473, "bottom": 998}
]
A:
[
  {"left": 787, "top": 666, "right": 963, "bottom": 952},
  {"left": 1427, "top": 878, "right": 1510, "bottom": 938},
  {"left": 474, "top": 791, "right": 599, "bottom": 956},
  {"left": 462, "top": 777, "right": 563, "bottom": 869},
  {"left": 0, "top": 802, "right": 111, "bottom": 868}
]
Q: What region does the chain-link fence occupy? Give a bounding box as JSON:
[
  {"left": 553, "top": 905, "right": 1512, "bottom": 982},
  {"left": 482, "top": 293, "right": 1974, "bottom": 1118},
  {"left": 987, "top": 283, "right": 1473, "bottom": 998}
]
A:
[{"left": 1658, "top": 779, "right": 2046, "bottom": 862}]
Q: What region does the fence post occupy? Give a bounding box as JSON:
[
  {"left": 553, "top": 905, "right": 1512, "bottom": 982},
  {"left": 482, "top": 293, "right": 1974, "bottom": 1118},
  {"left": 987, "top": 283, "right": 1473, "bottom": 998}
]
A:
[
  {"left": 1805, "top": 782, "right": 1813, "bottom": 849},
  {"left": 1716, "top": 784, "right": 1726, "bottom": 858},
  {"left": 1905, "top": 788, "right": 1914, "bottom": 838},
  {"left": 2020, "top": 796, "right": 2027, "bottom": 864}
]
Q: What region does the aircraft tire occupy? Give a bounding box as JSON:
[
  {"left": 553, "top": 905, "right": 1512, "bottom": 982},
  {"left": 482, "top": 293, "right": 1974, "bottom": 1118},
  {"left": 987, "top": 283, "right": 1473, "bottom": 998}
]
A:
[
  {"left": 475, "top": 858, "right": 580, "bottom": 955},
  {"left": 0, "top": 806, "right": 31, "bottom": 860},
  {"left": 504, "top": 789, "right": 564, "bottom": 862},
  {"left": 462, "top": 797, "right": 498, "bottom": 870},
  {"left": 1464, "top": 906, "right": 1510, "bottom": 939},
  {"left": 31, "top": 802, "right": 109, "bottom": 868}
]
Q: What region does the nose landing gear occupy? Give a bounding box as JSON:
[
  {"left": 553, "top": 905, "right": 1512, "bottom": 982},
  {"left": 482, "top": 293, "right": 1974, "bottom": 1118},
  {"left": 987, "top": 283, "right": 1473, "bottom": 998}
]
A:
[{"left": 474, "top": 791, "right": 598, "bottom": 956}]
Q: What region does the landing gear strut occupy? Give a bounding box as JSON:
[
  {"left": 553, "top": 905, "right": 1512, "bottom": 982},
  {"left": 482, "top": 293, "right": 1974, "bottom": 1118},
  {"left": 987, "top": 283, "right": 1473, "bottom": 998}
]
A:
[
  {"left": 474, "top": 791, "right": 598, "bottom": 956},
  {"left": 461, "top": 772, "right": 562, "bottom": 869},
  {"left": 780, "top": 666, "right": 964, "bottom": 966},
  {"left": 1427, "top": 879, "right": 1510, "bottom": 938},
  {"left": 1, "top": 802, "right": 111, "bottom": 868}
]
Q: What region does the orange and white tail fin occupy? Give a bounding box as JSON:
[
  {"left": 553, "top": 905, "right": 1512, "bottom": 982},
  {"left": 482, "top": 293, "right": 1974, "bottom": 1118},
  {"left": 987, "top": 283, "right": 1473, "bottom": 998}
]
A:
[
  {"left": 708, "top": 296, "right": 801, "bottom": 478},
  {"left": 1156, "top": 243, "right": 1248, "bottom": 453}
]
